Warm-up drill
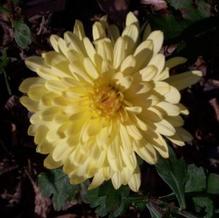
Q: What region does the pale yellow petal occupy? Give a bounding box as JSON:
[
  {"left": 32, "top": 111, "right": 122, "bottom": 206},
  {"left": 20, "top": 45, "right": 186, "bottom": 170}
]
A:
[
  {"left": 92, "top": 21, "right": 106, "bottom": 41},
  {"left": 126, "top": 12, "right": 138, "bottom": 26},
  {"left": 122, "top": 24, "right": 139, "bottom": 44},
  {"left": 113, "top": 37, "right": 127, "bottom": 69},
  {"left": 155, "top": 119, "right": 176, "bottom": 136},
  {"left": 83, "top": 57, "right": 99, "bottom": 79},
  {"left": 44, "top": 154, "right": 62, "bottom": 169},
  {"left": 73, "top": 20, "right": 85, "bottom": 40},
  {"left": 49, "top": 34, "right": 61, "bottom": 52},
  {"left": 128, "top": 169, "right": 141, "bottom": 192},
  {"left": 94, "top": 38, "right": 113, "bottom": 62},
  {"left": 83, "top": 37, "right": 97, "bottom": 63},
  {"left": 89, "top": 170, "right": 105, "bottom": 190},
  {"left": 164, "top": 86, "right": 181, "bottom": 104},
  {"left": 20, "top": 96, "right": 38, "bottom": 112},
  {"left": 111, "top": 172, "right": 122, "bottom": 189},
  {"left": 166, "top": 70, "right": 202, "bottom": 90},
  {"left": 19, "top": 77, "right": 44, "bottom": 93},
  {"left": 147, "top": 30, "right": 164, "bottom": 54},
  {"left": 135, "top": 143, "right": 157, "bottom": 164},
  {"left": 166, "top": 57, "right": 187, "bottom": 69}
]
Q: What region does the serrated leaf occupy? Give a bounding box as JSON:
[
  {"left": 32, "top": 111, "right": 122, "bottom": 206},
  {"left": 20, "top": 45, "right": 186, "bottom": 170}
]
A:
[
  {"left": 192, "top": 197, "right": 214, "bottom": 218},
  {"left": 85, "top": 182, "right": 130, "bottom": 218},
  {"left": 38, "top": 169, "right": 79, "bottom": 211},
  {"left": 155, "top": 147, "right": 187, "bottom": 209},
  {"left": 14, "top": 20, "right": 32, "bottom": 49},
  {"left": 207, "top": 173, "right": 219, "bottom": 194},
  {"left": 185, "top": 164, "right": 206, "bottom": 193}
]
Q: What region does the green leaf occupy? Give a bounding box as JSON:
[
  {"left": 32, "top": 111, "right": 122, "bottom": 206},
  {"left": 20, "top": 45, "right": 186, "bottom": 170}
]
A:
[
  {"left": 207, "top": 173, "right": 219, "bottom": 194},
  {"left": 155, "top": 147, "right": 187, "bottom": 209},
  {"left": 85, "top": 182, "right": 130, "bottom": 217},
  {"left": 168, "top": 0, "right": 211, "bottom": 21},
  {"left": 0, "top": 5, "right": 10, "bottom": 14},
  {"left": 0, "top": 49, "right": 9, "bottom": 72},
  {"left": 167, "top": 0, "right": 192, "bottom": 10},
  {"left": 14, "top": 20, "right": 32, "bottom": 49},
  {"left": 185, "top": 164, "right": 206, "bottom": 193},
  {"left": 150, "top": 14, "right": 190, "bottom": 40},
  {"left": 38, "top": 169, "right": 79, "bottom": 211},
  {"left": 192, "top": 197, "right": 214, "bottom": 218},
  {"left": 146, "top": 202, "right": 162, "bottom": 218}
]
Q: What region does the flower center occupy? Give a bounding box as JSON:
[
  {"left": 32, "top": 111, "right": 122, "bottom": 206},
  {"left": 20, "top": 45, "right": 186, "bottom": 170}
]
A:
[{"left": 92, "top": 85, "right": 123, "bottom": 117}]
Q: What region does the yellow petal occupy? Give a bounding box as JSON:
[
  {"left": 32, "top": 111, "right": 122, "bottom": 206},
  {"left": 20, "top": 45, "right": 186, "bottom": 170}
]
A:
[
  {"left": 113, "top": 37, "right": 127, "bottom": 69},
  {"left": 178, "top": 103, "right": 189, "bottom": 115},
  {"left": 128, "top": 170, "right": 141, "bottom": 192},
  {"left": 126, "top": 124, "right": 142, "bottom": 140},
  {"left": 20, "top": 96, "right": 38, "bottom": 112},
  {"left": 25, "top": 56, "right": 58, "bottom": 80},
  {"left": 148, "top": 54, "right": 165, "bottom": 73},
  {"left": 167, "top": 127, "right": 192, "bottom": 146},
  {"left": 147, "top": 30, "right": 164, "bottom": 54},
  {"left": 166, "top": 70, "right": 202, "bottom": 90},
  {"left": 165, "top": 115, "right": 184, "bottom": 127},
  {"left": 69, "top": 61, "right": 93, "bottom": 83},
  {"left": 154, "top": 67, "right": 169, "bottom": 81},
  {"left": 155, "top": 119, "right": 176, "bottom": 136},
  {"left": 73, "top": 20, "right": 85, "bottom": 40},
  {"left": 134, "top": 40, "right": 153, "bottom": 69},
  {"left": 155, "top": 101, "right": 180, "bottom": 116},
  {"left": 83, "top": 37, "right": 97, "bottom": 63},
  {"left": 120, "top": 55, "right": 136, "bottom": 74},
  {"left": 112, "top": 172, "right": 122, "bottom": 189},
  {"left": 166, "top": 57, "right": 187, "bottom": 69},
  {"left": 164, "top": 86, "right": 181, "bottom": 104},
  {"left": 49, "top": 34, "right": 61, "bottom": 52},
  {"left": 94, "top": 38, "right": 113, "bottom": 62},
  {"left": 140, "top": 65, "right": 158, "bottom": 81},
  {"left": 92, "top": 21, "right": 106, "bottom": 41},
  {"left": 120, "top": 148, "right": 137, "bottom": 171},
  {"left": 28, "top": 84, "right": 48, "bottom": 101},
  {"left": 126, "top": 12, "right": 138, "bottom": 26},
  {"left": 83, "top": 57, "right": 99, "bottom": 79},
  {"left": 89, "top": 170, "right": 105, "bottom": 190},
  {"left": 64, "top": 31, "right": 85, "bottom": 54},
  {"left": 126, "top": 106, "right": 142, "bottom": 113},
  {"left": 44, "top": 154, "right": 62, "bottom": 169},
  {"left": 19, "top": 77, "right": 44, "bottom": 93},
  {"left": 122, "top": 24, "right": 139, "bottom": 44},
  {"left": 135, "top": 143, "right": 157, "bottom": 164}
]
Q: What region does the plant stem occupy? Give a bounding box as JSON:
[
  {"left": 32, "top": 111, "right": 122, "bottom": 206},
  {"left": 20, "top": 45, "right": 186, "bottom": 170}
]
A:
[{"left": 3, "top": 70, "right": 12, "bottom": 96}]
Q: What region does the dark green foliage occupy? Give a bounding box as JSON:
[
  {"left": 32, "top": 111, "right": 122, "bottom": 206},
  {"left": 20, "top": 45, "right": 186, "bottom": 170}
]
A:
[
  {"left": 155, "top": 147, "right": 187, "bottom": 209},
  {"left": 192, "top": 197, "right": 214, "bottom": 218},
  {"left": 84, "top": 181, "right": 131, "bottom": 218},
  {"left": 185, "top": 164, "right": 206, "bottom": 193},
  {"left": 207, "top": 173, "right": 219, "bottom": 194},
  {"left": 14, "top": 20, "right": 32, "bottom": 49},
  {"left": 38, "top": 168, "right": 79, "bottom": 211}
]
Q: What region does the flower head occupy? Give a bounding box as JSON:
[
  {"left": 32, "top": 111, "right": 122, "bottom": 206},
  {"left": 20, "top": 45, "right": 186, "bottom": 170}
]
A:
[{"left": 19, "top": 12, "right": 201, "bottom": 192}]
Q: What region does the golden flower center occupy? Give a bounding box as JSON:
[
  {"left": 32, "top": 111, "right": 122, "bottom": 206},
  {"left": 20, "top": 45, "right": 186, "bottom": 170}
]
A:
[{"left": 92, "top": 85, "right": 123, "bottom": 116}]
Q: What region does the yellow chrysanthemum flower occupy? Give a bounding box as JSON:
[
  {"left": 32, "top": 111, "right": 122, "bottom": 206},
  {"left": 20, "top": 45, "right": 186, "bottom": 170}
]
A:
[{"left": 19, "top": 12, "right": 202, "bottom": 192}]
